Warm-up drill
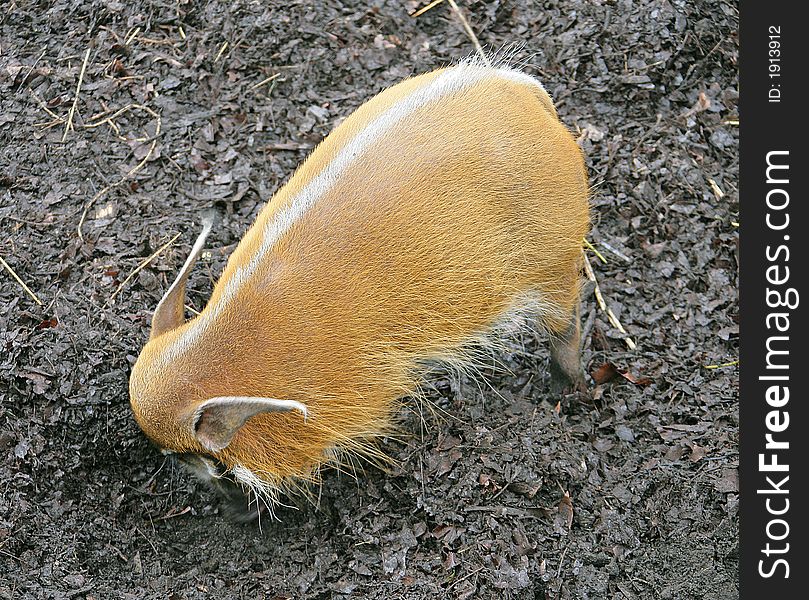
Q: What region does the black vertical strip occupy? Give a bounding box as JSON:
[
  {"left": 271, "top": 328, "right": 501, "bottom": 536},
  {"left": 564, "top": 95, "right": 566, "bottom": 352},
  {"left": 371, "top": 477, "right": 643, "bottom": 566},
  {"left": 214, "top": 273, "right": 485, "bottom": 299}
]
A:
[{"left": 740, "top": 2, "right": 806, "bottom": 596}]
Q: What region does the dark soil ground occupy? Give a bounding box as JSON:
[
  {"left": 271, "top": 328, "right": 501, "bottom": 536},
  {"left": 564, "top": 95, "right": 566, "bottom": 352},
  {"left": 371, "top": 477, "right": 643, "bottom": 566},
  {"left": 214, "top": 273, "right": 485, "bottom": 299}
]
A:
[{"left": 0, "top": 1, "right": 739, "bottom": 598}]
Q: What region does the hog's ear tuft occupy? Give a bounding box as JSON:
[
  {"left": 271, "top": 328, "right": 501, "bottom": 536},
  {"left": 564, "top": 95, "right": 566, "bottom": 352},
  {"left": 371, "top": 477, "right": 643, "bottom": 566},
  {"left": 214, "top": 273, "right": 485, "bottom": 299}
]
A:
[
  {"left": 150, "top": 216, "right": 214, "bottom": 340},
  {"left": 192, "top": 396, "right": 308, "bottom": 453}
]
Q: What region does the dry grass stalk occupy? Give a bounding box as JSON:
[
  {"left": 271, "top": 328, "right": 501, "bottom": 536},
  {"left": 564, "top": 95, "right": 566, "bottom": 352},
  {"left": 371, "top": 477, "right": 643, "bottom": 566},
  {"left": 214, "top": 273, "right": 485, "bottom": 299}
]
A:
[
  {"left": 411, "top": 0, "right": 489, "bottom": 64},
  {"left": 77, "top": 104, "right": 162, "bottom": 241},
  {"left": 447, "top": 0, "right": 488, "bottom": 64},
  {"left": 704, "top": 360, "right": 738, "bottom": 369},
  {"left": 108, "top": 232, "right": 182, "bottom": 304},
  {"left": 708, "top": 178, "right": 725, "bottom": 199},
  {"left": 214, "top": 41, "right": 229, "bottom": 62},
  {"left": 0, "top": 256, "right": 43, "bottom": 305},
  {"left": 583, "top": 238, "right": 606, "bottom": 264},
  {"left": 410, "top": 0, "right": 446, "bottom": 18},
  {"left": 124, "top": 26, "right": 140, "bottom": 45},
  {"left": 62, "top": 47, "right": 91, "bottom": 143},
  {"left": 21, "top": 47, "right": 47, "bottom": 89},
  {"left": 583, "top": 252, "right": 636, "bottom": 350},
  {"left": 30, "top": 87, "right": 65, "bottom": 129},
  {"left": 250, "top": 72, "right": 280, "bottom": 91}
]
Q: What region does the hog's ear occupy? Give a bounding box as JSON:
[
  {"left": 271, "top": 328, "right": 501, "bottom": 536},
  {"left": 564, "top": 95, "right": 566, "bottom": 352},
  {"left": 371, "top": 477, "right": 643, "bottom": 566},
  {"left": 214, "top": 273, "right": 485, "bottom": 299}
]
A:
[
  {"left": 193, "top": 397, "right": 308, "bottom": 453},
  {"left": 150, "top": 216, "right": 214, "bottom": 340}
]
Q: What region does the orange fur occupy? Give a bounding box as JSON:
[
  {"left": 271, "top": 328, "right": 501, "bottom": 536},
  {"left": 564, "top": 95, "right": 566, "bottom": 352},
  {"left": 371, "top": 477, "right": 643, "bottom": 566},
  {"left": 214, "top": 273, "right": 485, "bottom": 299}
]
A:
[{"left": 129, "top": 63, "right": 590, "bottom": 500}]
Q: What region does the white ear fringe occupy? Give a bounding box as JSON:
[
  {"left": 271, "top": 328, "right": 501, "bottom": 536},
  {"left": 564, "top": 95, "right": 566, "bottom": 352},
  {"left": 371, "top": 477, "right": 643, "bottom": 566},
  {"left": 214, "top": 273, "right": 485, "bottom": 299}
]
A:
[
  {"left": 195, "top": 396, "right": 309, "bottom": 422},
  {"left": 150, "top": 216, "right": 214, "bottom": 339},
  {"left": 192, "top": 396, "right": 309, "bottom": 453}
]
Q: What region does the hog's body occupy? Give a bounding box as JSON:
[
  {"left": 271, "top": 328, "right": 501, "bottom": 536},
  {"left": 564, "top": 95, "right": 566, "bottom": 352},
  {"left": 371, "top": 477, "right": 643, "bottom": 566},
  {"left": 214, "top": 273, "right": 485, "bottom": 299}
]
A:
[{"left": 129, "top": 62, "right": 590, "bottom": 511}]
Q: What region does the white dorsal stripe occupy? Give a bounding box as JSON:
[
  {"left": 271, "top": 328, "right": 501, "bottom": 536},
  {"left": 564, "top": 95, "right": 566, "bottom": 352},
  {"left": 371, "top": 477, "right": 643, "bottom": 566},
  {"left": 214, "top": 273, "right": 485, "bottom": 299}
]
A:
[{"left": 159, "top": 63, "right": 548, "bottom": 364}]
